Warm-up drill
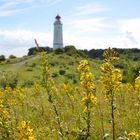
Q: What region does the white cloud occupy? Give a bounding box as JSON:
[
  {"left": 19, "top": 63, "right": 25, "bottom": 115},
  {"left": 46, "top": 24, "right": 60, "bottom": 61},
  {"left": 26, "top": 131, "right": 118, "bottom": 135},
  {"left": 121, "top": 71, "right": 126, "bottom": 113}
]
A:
[
  {"left": 0, "top": 0, "right": 62, "bottom": 17},
  {"left": 68, "top": 17, "right": 110, "bottom": 32},
  {"left": 117, "top": 18, "right": 140, "bottom": 48},
  {"left": 74, "top": 3, "right": 107, "bottom": 16},
  {"left": 63, "top": 18, "right": 140, "bottom": 50},
  {"left": 0, "top": 29, "right": 52, "bottom": 57}
]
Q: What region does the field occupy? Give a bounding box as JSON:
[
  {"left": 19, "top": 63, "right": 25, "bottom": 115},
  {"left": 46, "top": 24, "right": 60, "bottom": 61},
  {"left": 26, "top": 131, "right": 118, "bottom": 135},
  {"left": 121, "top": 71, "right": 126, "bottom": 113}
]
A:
[{"left": 0, "top": 48, "right": 140, "bottom": 140}]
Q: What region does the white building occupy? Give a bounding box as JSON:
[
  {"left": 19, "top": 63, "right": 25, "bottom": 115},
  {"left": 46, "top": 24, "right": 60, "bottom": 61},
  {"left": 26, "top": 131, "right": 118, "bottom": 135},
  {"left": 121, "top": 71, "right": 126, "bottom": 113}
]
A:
[{"left": 53, "top": 15, "right": 63, "bottom": 49}]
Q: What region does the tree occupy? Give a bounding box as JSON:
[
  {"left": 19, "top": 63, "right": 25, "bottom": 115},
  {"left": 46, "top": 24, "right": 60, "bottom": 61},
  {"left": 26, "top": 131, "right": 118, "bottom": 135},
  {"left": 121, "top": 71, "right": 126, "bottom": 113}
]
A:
[
  {"left": 9, "top": 55, "right": 16, "bottom": 59},
  {"left": 28, "top": 47, "right": 52, "bottom": 56},
  {"left": 0, "top": 55, "right": 6, "bottom": 62}
]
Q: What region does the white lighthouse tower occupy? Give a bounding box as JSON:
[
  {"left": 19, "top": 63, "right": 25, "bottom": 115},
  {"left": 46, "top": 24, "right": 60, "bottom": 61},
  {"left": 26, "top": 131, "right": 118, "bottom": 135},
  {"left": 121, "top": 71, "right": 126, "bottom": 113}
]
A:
[{"left": 53, "top": 14, "right": 63, "bottom": 49}]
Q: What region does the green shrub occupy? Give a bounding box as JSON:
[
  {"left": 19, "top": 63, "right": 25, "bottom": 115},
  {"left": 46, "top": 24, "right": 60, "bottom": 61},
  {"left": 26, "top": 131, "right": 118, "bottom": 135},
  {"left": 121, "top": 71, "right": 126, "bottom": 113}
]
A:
[
  {"left": 66, "top": 73, "right": 74, "bottom": 79},
  {"left": 0, "top": 71, "right": 18, "bottom": 88},
  {"left": 9, "top": 55, "right": 16, "bottom": 59},
  {"left": 30, "top": 63, "right": 36, "bottom": 67},
  {"left": 26, "top": 68, "right": 33, "bottom": 71},
  {"left": 21, "top": 80, "right": 33, "bottom": 87},
  {"left": 54, "top": 48, "right": 64, "bottom": 54},
  {"left": 52, "top": 72, "right": 58, "bottom": 78},
  {"left": 59, "top": 69, "right": 66, "bottom": 75},
  {"left": 0, "top": 55, "right": 6, "bottom": 62}
]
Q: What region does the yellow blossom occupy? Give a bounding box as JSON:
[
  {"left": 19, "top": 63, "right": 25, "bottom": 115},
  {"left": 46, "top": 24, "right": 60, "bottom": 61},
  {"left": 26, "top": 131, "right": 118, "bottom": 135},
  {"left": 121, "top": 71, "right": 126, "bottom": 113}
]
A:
[
  {"left": 78, "top": 59, "right": 96, "bottom": 137},
  {"left": 31, "top": 82, "right": 41, "bottom": 95},
  {"left": 7, "top": 99, "right": 16, "bottom": 106},
  {"left": 51, "top": 86, "right": 58, "bottom": 96},
  {"left": 60, "top": 83, "right": 69, "bottom": 94},
  {"left": 82, "top": 95, "right": 96, "bottom": 106},
  {"left": 100, "top": 62, "right": 122, "bottom": 96},
  {"left": 124, "top": 131, "right": 140, "bottom": 140},
  {"left": 78, "top": 60, "right": 95, "bottom": 94},
  {"left": 0, "top": 99, "right": 3, "bottom": 108},
  {"left": 13, "top": 87, "right": 24, "bottom": 98},
  {"left": 135, "top": 72, "right": 140, "bottom": 92},
  {"left": 17, "top": 121, "right": 35, "bottom": 140},
  {"left": 103, "top": 47, "right": 119, "bottom": 63}
]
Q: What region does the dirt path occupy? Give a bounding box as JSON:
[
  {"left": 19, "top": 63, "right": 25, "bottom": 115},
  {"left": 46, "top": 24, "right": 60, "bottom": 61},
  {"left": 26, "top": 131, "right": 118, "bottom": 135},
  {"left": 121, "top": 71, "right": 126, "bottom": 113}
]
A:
[{"left": 12, "top": 55, "right": 40, "bottom": 68}]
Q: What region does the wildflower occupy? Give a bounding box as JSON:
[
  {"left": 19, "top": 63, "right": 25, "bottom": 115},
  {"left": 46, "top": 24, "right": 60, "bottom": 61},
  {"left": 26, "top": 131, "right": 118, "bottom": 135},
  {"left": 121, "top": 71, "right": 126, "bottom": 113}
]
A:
[
  {"left": 100, "top": 48, "right": 122, "bottom": 140},
  {"left": 4, "top": 86, "right": 12, "bottom": 95},
  {"left": 78, "top": 59, "right": 96, "bottom": 138},
  {"left": 100, "top": 48, "right": 122, "bottom": 97},
  {"left": 0, "top": 99, "right": 10, "bottom": 123},
  {"left": 103, "top": 47, "right": 119, "bottom": 63},
  {"left": 100, "top": 62, "right": 122, "bottom": 97},
  {"left": 135, "top": 71, "right": 140, "bottom": 92},
  {"left": 0, "top": 98, "right": 10, "bottom": 138},
  {"left": 82, "top": 95, "right": 97, "bottom": 106},
  {"left": 0, "top": 99, "right": 3, "bottom": 108},
  {"left": 78, "top": 60, "right": 96, "bottom": 97},
  {"left": 13, "top": 87, "right": 24, "bottom": 97},
  {"left": 60, "top": 83, "right": 69, "bottom": 94},
  {"left": 31, "top": 82, "right": 41, "bottom": 95},
  {"left": 124, "top": 130, "right": 140, "bottom": 140},
  {"left": 51, "top": 86, "right": 58, "bottom": 96},
  {"left": 7, "top": 99, "right": 16, "bottom": 107},
  {"left": 17, "top": 121, "right": 35, "bottom": 140},
  {"left": 41, "top": 52, "right": 64, "bottom": 139}
]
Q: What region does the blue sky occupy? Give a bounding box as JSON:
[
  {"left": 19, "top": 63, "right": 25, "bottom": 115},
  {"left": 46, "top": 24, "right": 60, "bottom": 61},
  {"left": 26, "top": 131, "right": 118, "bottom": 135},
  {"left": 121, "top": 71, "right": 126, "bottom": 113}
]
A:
[{"left": 0, "top": 0, "right": 140, "bottom": 56}]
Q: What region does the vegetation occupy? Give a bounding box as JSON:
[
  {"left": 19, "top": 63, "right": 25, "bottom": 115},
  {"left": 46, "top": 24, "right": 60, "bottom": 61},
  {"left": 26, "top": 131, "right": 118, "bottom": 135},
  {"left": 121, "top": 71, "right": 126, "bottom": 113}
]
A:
[
  {"left": 0, "top": 48, "right": 140, "bottom": 140},
  {"left": 0, "top": 55, "right": 6, "bottom": 62},
  {"left": 28, "top": 47, "right": 52, "bottom": 56},
  {"left": 9, "top": 55, "right": 16, "bottom": 59}
]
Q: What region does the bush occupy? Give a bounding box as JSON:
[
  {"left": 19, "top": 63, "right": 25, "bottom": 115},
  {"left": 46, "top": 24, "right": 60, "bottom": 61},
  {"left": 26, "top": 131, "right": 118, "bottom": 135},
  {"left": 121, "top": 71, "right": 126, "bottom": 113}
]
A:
[
  {"left": 0, "top": 71, "right": 18, "bottom": 89},
  {"left": 66, "top": 73, "right": 74, "bottom": 79},
  {"left": 59, "top": 70, "right": 66, "bottom": 75},
  {"left": 9, "top": 55, "right": 16, "bottom": 59},
  {"left": 26, "top": 68, "right": 33, "bottom": 71},
  {"left": 30, "top": 63, "right": 36, "bottom": 67},
  {"left": 21, "top": 80, "right": 33, "bottom": 87},
  {"left": 0, "top": 55, "right": 6, "bottom": 62},
  {"left": 64, "top": 45, "right": 86, "bottom": 57},
  {"left": 52, "top": 72, "right": 58, "bottom": 78},
  {"left": 28, "top": 47, "right": 53, "bottom": 56},
  {"left": 54, "top": 48, "right": 64, "bottom": 54}
]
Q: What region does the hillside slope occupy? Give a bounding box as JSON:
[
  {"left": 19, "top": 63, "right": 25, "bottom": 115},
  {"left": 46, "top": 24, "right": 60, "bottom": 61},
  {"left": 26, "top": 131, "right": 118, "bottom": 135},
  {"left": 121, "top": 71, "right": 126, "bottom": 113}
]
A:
[{"left": 0, "top": 48, "right": 139, "bottom": 88}]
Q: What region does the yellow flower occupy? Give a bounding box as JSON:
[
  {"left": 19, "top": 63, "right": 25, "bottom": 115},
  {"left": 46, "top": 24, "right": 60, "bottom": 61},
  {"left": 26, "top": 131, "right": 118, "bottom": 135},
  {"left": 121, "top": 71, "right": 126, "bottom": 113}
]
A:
[
  {"left": 17, "top": 121, "right": 35, "bottom": 140},
  {"left": 82, "top": 95, "right": 96, "bottom": 106},
  {"left": 124, "top": 131, "right": 140, "bottom": 140},
  {"left": 78, "top": 59, "right": 96, "bottom": 114},
  {"left": 13, "top": 87, "right": 24, "bottom": 98},
  {"left": 31, "top": 82, "right": 41, "bottom": 95},
  {"left": 0, "top": 99, "right": 3, "bottom": 108},
  {"left": 135, "top": 72, "right": 140, "bottom": 92},
  {"left": 51, "top": 86, "right": 58, "bottom": 96},
  {"left": 4, "top": 86, "right": 12, "bottom": 95},
  {"left": 8, "top": 99, "right": 16, "bottom": 106},
  {"left": 77, "top": 60, "right": 89, "bottom": 73},
  {"left": 103, "top": 47, "right": 119, "bottom": 63},
  {"left": 100, "top": 61, "right": 122, "bottom": 96},
  {"left": 60, "top": 83, "right": 69, "bottom": 94}
]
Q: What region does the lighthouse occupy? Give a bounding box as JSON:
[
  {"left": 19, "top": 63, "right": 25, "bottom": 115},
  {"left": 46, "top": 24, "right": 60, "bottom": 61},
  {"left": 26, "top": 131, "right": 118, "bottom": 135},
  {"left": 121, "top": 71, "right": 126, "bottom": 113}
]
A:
[{"left": 53, "top": 14, "right": 63, "bottom": 49}]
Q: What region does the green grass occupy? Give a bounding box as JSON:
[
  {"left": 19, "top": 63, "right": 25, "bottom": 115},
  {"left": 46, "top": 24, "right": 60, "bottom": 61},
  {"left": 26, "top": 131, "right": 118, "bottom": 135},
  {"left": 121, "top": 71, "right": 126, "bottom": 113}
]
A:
[
  {"left": 0, "top": 51, "right": 139, "bottom": 87},
  {"left": 0, "top": 53, "right": 101, "bottom": 87}
]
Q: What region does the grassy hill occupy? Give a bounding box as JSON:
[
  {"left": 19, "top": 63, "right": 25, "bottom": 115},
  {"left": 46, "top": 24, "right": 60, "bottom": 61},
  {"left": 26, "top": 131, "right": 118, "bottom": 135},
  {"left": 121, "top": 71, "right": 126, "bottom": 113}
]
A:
[
  {"left": 0, "top": 48, "right": 140, "bottom": 139},
  {"left": 0, "top": 52, "right": 102, "bottom": 87},
  {"left": 0, "top": 47, "right": 139, "bottom": 88}
]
